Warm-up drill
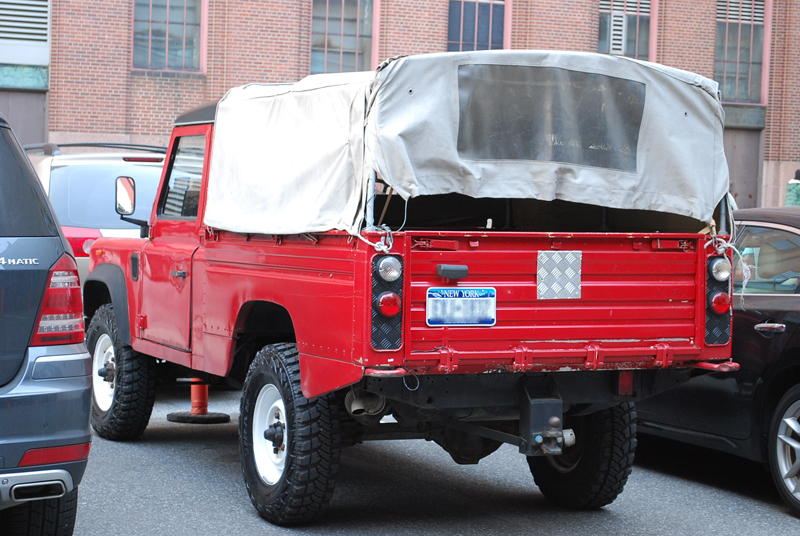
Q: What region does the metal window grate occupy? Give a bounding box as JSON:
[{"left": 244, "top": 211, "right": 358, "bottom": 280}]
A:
[
  {"left": 0, "top": 0, "right": 49, "bottom": 42},
  {"left": 600, "top": 0, "right": 650, "bottom": 15},
  {"left": 717, "top": 0, "right": 765, "bottom": 24}
]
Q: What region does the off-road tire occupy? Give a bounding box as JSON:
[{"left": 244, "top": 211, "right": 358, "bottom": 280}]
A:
[
  {"left": 768, "top": 384, "right": 800, "bottom": 517},
  {"left": 0, "top": 488, "right": 78, "bottom": 536},
  {"left": 528, "top": 402, "right": 637, "bottom": 509},
  {"left": 239, "top": 343, "right": 341, "bottom": 525},
  {"left": 86, "top": 304, "right": 156, "bottom": 440}
]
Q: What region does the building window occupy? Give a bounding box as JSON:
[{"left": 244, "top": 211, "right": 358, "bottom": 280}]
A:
[
  {"left": 598, "top": 0, "right": 650, "bottom": 61},
  {"left": 447, "top": 1, "right": 505, "bottom": 52},
  {"left": 715, "top": 0, "right": 765, "bottom": 103},
  {"left": 311, "top": 0, "right": 374, "bottom": 74},
  {"left": 133, "top": 0, "right": 201, "bottom": 70}
]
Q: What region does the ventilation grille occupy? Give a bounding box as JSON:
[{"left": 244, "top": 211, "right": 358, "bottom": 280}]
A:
[
  {"left": 600, "top": 0, "right": 651, "bottom": 15},
  {"left": 716, "top": 0, "right": 765, "bottom": 23},
  {"left": 0, "top": 1, "right": 49, "bottom": 42}
]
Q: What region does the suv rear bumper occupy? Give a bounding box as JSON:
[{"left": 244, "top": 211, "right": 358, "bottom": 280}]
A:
[{"left": 0, "top": 344, "right": 92, "bottom": 509}]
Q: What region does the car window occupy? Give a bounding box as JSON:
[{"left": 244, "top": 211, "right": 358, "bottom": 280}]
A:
[
  {"left": 0, "top": 128, "right": 59, "bottom": 237},
  {"left": 734, "top": 225, "right": 800, "bottom": 295},
  {"left": 48, "top": 164, "right": 162, "bottom": 229},
  {"left": 158, "top": 135, "right": 205, "bottom": 219}
]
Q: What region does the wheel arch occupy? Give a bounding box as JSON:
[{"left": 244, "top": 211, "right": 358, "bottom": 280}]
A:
[
  {"left": 83, "top": 263, "right": 132, "bottom": 346},
  {"left": 755, "top": 350, "right": 800, "bottom": 460},
  {"left": 226, "top": 300, "right": 296, "bottom": 385}
]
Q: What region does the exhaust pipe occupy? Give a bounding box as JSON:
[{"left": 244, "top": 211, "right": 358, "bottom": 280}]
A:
[
  {"left": 11, "top": 481, "right": 66, "bottom": 502},
  {"left": 344, "top": 390, "right": 386, "bottom": 417}
]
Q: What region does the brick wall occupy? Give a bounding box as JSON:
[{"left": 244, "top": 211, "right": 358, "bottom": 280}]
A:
[{"left": 48, "top": 0, "right": 799, "bottom": 206}]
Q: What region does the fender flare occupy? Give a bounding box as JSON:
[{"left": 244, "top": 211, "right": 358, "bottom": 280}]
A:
[{"left": 84, "top": 263, "right": 132, "bottom": 346}]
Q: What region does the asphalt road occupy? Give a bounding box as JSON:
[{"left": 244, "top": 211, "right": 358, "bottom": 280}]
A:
[{"left": 74, "top": 384, "right": 800, "bottom": 535}]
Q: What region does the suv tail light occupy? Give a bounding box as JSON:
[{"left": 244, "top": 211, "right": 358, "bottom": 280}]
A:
[{"left": 30, "top": 254, "right": 84, "bottom": 346}]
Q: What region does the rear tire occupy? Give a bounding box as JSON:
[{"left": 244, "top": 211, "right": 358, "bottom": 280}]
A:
[
  {"left": 528, "top": 402, "right": 637, "bottom": 509},
  {"left": 0, "top": 488, "right": 78, "bottom": 536},
  {"left": 768, "top": 384, "right": 800, "bottom": 517},
  {"left": 239, "top": 343, "right": 341, "bottom": 525},
  {"left": 86, "top": 304, "right": 156, "bottom": 440}
]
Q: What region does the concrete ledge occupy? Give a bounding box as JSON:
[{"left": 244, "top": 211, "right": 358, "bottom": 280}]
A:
[{"left": 723, "top": 104, "right": 766, "bottom": 130}]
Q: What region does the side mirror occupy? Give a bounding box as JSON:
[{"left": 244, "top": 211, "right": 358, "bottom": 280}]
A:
[
  {"left": 115, "top": 176, "right": 150, "bottom": 239},
  {"left": 116, "top": 176, "right": 136, "bottom": 215}
]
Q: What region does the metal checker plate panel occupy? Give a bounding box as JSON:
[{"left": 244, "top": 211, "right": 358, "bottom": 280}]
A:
[{"left": 537, "top": 250, "right": 582, "bottom": 300}]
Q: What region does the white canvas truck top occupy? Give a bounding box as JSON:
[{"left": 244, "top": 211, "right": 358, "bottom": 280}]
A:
[{"left": 204, "top": 50, "right": 729, "bottom": 236}]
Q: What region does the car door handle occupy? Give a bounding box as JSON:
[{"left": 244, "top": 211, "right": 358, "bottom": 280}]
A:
[
  {"left": 171, "top": 270, "right": 187, "bottom": 278},
  {"left": 754, "top": 323, "right": 786, "bottom": 333}
]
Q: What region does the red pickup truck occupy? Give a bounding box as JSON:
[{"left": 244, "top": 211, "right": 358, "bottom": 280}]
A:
[{"left": 83, "top": 51, "right": 736, "bottom": 525}]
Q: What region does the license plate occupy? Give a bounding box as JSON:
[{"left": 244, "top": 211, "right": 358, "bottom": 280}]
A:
[{"left": 426, "top": 288, "right": 496, "bottom": 327}]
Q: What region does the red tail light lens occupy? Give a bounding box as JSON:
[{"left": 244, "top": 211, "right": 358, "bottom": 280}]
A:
[
  {"left": 18, "top": 443, "right": 91, "bottom": 467},
  {"left": 377, "top": 292, "right": 401, "bottom": 317},
  {"left": 708, "top": 292, "right": 731, "bottom": 315},
  {"left": 62, "top": 226, "right": 101, "bottom": 258},
  {"left": 30, "top": 254, "right": 84, "bottom": 346}
]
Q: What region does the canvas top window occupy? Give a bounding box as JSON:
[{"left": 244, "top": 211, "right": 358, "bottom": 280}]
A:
[
  {"left": 598, "top": 0, "right": 651, "bottom": 61},
  {"left": 134, "top": 0, "right": 203, "bottom": 70}
]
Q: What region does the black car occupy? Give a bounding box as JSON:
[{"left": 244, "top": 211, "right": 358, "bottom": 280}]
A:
[
  {"left": 0, "top": 113, "right": 92, "bottom": 535},
  {"left": 638, "top": 206, "right": 800, "bottom": 515}
]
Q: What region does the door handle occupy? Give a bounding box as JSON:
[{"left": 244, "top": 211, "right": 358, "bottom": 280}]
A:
[
  {"left": 171, "top": 270, "right": 187, "bottom": 278},
  {"left": 754, "top": 323, "right": 786, "bottom": 333}
]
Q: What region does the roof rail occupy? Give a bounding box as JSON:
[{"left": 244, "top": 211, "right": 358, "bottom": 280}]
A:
[{"left": 23, "top": 143, "right": 168, "bottom": 155}]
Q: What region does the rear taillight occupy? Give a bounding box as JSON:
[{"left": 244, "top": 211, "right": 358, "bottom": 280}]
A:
[
  {"left": 705, "top": 254, "right": 732, "bottom": 345},
  {"left": 62, "top": 226, "right": 101, "bottom": 258},
  {"left": 372, "top": 255, "right": 404, "bottom": 350},
  {"left": 30, "top": 254, "right": 84, "bottom": 346}
]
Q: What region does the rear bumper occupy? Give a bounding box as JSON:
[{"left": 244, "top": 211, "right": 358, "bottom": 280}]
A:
[
  {"left": 387, "top": 339, "right": 735, "bottom": 375},
  {"left": 0, "top": 344, "right": 92, "bottom": 509}
]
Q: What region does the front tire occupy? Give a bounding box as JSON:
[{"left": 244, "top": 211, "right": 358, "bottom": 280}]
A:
[
  {"left": 768, "top": 384, "right": 800, "bottom": 516},
  {"left": 0, "top": 488, "right": 78, "bottom": 536},
  {"left": 528, "top": 402, "right": 637, "bottom": 509},
  {"left": 86, "top": 304, "right": 156, "bottom": 440},
  {"left": 239, "top": 343, "right": 341, "bottom": 525}
]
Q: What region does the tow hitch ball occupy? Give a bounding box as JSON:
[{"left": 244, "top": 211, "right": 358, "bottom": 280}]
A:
[{"left": 531, "top": 416, "right": 576, "bottom": 455}]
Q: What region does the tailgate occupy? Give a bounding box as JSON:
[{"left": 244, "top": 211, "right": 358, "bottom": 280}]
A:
[{"left": 403, "top": 231, "right": 708, "bottom": 372}]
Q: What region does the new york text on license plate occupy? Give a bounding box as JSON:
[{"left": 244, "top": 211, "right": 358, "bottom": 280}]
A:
[{"left": 426, "top": 288, "right": 496, "bottom": 327}]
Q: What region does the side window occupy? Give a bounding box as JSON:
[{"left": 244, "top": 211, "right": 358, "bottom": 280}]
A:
[
  {"left": 158, "top": 135, "right": 205, "bottom": 219},
  {"left": 734, "top": 225, "right": 800, "bottom": 295}
]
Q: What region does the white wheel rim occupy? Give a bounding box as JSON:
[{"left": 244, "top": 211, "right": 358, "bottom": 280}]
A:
[
  {"left": 776, "top": 399, "right": 800, "bottom": 502},
  {"left": 92, "top": 334, "right": 116, "bottom": 412},
  {"left": 253, "top": 384, "right": 287, "bottom": 485}
]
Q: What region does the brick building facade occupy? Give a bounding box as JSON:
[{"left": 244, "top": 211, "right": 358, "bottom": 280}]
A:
[{"left": 21, "top": 1, "right": 800, "bottom": 207}]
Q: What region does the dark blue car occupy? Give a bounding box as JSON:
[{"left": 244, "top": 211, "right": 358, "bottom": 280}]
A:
[{"left": 0, "top": 113, "right": 92, "bottom": 535}]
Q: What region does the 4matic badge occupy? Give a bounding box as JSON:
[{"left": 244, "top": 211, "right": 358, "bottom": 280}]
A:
[{"left": 0, "top": 257, "right": 39, "bottom": 265}]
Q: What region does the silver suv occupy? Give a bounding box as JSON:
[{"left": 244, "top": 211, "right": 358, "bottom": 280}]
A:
[
  {"left": 0, "top": 114, "right": 91, "bottom": 535},
  {"left": 25, "top": 143, "right": 165, "bottom": 284}
]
